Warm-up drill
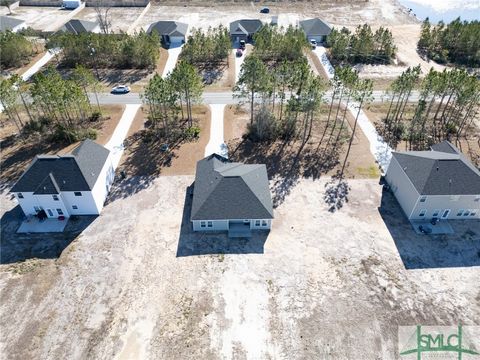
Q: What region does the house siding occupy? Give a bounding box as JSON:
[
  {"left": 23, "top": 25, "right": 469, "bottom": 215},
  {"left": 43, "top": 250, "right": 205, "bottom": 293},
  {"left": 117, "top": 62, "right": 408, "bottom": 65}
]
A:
[
  {"left": 90, "top": 156, "right": 115, "bottom": 213},
  {"left": 410, "top": 195, "right": 480, "bottom": 220},
  {"left": 385, "top": 156, "right": 420, "bottom": 218},
  {"left": 192, "top": 219, "right": 272, "bottom": 232}
]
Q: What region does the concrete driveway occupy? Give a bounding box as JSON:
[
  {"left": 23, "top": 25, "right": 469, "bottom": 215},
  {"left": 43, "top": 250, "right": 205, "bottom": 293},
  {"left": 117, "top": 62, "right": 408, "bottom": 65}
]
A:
[
  {"left": 162, "top": 46, "right": 183, "bottom": 78},
  {"left": 205, "top": 104, "right": 228, "bottom": 158}
]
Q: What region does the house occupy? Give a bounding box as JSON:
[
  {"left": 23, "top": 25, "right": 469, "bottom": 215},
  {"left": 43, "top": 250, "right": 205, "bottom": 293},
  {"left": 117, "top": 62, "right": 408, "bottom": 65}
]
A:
[
  {"left": 146, "top": 20, "right": 188, "bottom": 48},
  {"left": 62, "top": 0, "right": 81, "bottom": 9},
  {"left": 229, "top": 19, "right": 263, "bottom": 44},
  {"left": 58, "top": 19, "right": 101, "bottom": 35},
  {"left": 299, "top": 18, "right": 332, "bottom": 43},
  {"left": 0, "top": 16, "right": 27, "bottom": 33},
  {"left": 11, "top": 139, "right": 115, "bottom": 219},
  {"left": 191, "top": 154, "right": 274, "bottom": 237},
  {"left": 385, "top": 141, "right": 480, "bottom": 221}
]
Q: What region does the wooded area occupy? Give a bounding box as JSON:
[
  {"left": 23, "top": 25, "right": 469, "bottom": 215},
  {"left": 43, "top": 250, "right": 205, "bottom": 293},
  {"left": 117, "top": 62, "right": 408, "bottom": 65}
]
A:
[
  {"left": 0, "top": 66, "right": 102, "bottom": 143},
  {"left": 380, "top": 66, "right": 480, "bottom": 150},
  {"left": 417, "top": 18, "right": 480, "bottom": 66},
  {"left": 47, "top": 31, "right": 160, "bottom": 69},
  {"left": 326, "top": 25, "right": 396, "bottom": 65},
  {"left": 180, "top": 26, "right": 230, "bottom": 65},
  {"left": 142, "top": 60, "right": 204, "bottom": 141},
  {"left": 0, "top": 31, "right": 39, "bottom": 70}
]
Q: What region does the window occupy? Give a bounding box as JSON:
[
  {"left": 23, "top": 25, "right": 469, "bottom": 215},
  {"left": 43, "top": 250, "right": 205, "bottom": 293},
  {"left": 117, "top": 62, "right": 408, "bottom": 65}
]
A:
[
  {"left": 419, "top": 196, "right": 427, "bottom": 203},
  {"left": 207, "top": 221, "right": 213, "bottom": 228},
  {"left": 17, "top": 192, "right": 24, "bottom": 199},
  {"left": 470, "top": 210, "right": 477, "bottom": 216},
  {"left": 262, "top": 220, "right": 267, "bottom": 226},
  {"left": 200, "top": 221, "right": 206, "bottom": 228},
  {"left": 34, "top": 206, "right": 41, "bottom": 213},
  {"left": 52, "top": 195, "right": 59, "bottom": 201},
  {"left": 432, "top": 210, "right": 440, "bottom": 217},
  {"left": 463, "top": 210, "right": 470, "bottom": 217},
  {"left": 74, "top": 192, "right": 82, "bottom": 196},
  {"left": 419, "top": 209, "right": 427, "bottom": 217},
  {"left": 255, "top": 220, "right": 260, "bottom": 226},
  {"left": 457, "top": 210, "right": 464, "bottom": 216},
  {"left": 47, "top": 209, "right": 53, "bottom": 217},
  {"left": 72, "top": 205, "right": 78, "bottom": 210},
  {"left": 57, "top": 209, "right": 64, "bottom": 215}
]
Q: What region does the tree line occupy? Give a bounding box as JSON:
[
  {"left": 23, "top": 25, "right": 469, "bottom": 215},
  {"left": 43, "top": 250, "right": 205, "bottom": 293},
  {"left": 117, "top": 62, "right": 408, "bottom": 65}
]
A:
[
  {"left": 0, "top": 65, "right": 101, "bottom": 143},
  {"left": 381, "top": 66, "right": 480, "bottom": 150},
  {"left": 47, "top": 31, "right": 160, "bottom": 69},
  {"left": 0, "top": 31, "right": 39, "bottom": 70},
  {"left": 142, "top": 61, "right": 204, "bottom": 140},
  {"left": 326, "top": 25, "right": 397, "bottom": 65},
  {"left": 180, "top": 26, "right": 230, "bottom": 66},
  {"left": 252, "top": 25, "right": 308, "bottom": 63},
  {"left": 418, "top": 17, "right": 480, "bottom": 66}
]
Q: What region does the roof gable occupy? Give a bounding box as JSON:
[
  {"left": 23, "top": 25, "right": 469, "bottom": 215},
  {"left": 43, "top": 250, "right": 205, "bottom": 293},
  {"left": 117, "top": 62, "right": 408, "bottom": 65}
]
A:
[
  {"left": 299, "top": 18, "right": 332, "bottom": 36},
  {"left": 147, "top": 21, "right": 188, "bottom": 36},
  {"left": 230, "top": 19, "right": 262, "bottom": 35},
  {"left": 0, "top": 16, "right": 25, "bottom": 31},
  {"left": 191, "top": 154, "right": 274, "bottom": 220}
]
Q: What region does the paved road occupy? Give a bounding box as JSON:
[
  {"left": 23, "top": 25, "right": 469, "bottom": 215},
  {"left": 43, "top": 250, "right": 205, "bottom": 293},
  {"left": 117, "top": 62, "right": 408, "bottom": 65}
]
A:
[{"left": 88, "top": 90, "right": 424, "bottom": 105}]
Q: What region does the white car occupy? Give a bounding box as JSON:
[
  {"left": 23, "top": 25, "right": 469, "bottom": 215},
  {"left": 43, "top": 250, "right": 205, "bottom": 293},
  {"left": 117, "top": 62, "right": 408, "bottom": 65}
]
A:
[{"left": 111, "top": 85, "right": 130, "bottom": 94}]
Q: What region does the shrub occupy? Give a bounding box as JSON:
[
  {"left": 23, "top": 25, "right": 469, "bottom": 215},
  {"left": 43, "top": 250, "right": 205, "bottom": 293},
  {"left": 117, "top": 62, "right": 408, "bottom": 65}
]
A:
[
  {"left": 184, "top": 125, "right": 201, "bottom": 140},
  {"left": 0, "top": 31, "right": 35, "bottom": 69}
]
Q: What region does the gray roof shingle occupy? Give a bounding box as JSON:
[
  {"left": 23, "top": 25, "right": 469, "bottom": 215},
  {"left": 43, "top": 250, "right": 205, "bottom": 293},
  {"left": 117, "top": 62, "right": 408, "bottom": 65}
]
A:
[
  {"left": 299, "top": 18, "right": 332, "bottom": 37},
  {"left": 11, "top": 139, "right": 110, "bottom": 193},
  {"left": 191, "top": 154, "right": 274, "bottom": 221},
  {"left": 147, "top": 21, "right": 188, "bottom": 37},
  {"left": 59, "top": 19, "right": 99, "bottom": 34},
  {"left": 391, "top": 142, "right": 480, "bottom": 195},
  {"left": 229, "top": 19, "right": 263, "bottom": 36},
  {"left": 0, "top": 16, "right": 25, "bottom": 32}
]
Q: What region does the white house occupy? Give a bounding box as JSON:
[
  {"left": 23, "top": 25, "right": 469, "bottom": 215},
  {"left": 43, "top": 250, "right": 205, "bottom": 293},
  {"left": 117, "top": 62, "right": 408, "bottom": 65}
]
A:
[
  {"left": 11, "top": 139, "right": 115, "bottom": 218},
  {"left": 0, "top": 16, "right": 27, "bottom": 33},
  {"left": 190, "top": 154, "right": 274, "bottom": 237},
  {"left": 385, "top": 141, "right": 480, "bottom": 221}
]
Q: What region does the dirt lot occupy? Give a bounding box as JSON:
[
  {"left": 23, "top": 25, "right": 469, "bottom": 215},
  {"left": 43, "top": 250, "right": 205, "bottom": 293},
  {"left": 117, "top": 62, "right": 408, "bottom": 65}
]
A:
[
  {"left": 74, "top": 7, "right": 145, "bottom": 33},
  {"left": 0, "top": 104, "right": 124, "bottom": 189},
  {"left": 202, "top": 52, "right": 235, "bottom": 91},
  {"left": 0, "top": 6, "right": 74, "bottom": 31},
  {"left": 1, "top": 174, "right": 478, "bottom": 359},
  {"left": 117, "top": 105, "right": 211, "bottom": 177}
]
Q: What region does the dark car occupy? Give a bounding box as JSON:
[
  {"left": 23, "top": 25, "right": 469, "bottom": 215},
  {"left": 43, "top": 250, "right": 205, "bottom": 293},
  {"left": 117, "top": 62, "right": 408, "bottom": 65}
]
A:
[
  {"left": 239, "top": 39, "right": 246, "bottom": 50},
  {"left": 260, "top": 7, "right": 270, "bottom": 13},
  {"left": 236, "top": 49, "right": 243, "bottom": 57}
]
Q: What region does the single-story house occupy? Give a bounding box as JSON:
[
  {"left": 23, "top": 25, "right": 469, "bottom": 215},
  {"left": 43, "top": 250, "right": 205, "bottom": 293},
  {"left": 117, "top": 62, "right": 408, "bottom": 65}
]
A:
[
  {"left": 229, "top": 19, "right": 263, "bottom": 44},
  {"left": 191, "top": 154, "right": 274, "bottom": 237},
  {"left": 58, "top": 19, "right": 101, "bottom": 35},
  {"left": 146, "top": 20, "right": 188, "bottom": 48},
  {"left": 0, "top": 16, "right": 27, "bottom": 33},
  {"left": 299, "top": 18, "right": 332, "bottom": 43},
  {"left": 11, "top": 139, "right": 115, "bottom": 218},
  {"left": 385, "top": 141, "right": 480, "bottom": 221}
]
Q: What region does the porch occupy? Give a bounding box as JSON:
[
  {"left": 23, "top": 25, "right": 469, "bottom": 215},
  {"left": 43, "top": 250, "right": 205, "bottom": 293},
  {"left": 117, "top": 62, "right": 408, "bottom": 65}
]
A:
[
  {"left": 17, "top": 216, "right": 68, "bottom": 233},
  {"left": 228, "top": 222, "right": 252, "bottom": 238}
]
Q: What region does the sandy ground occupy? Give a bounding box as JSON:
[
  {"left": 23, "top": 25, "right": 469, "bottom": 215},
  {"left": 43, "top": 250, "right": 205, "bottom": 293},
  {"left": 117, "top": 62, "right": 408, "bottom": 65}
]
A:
[
  {"left": 1, "top": 175, "right": 478, "bottom": 359},
  {"left": 74, "top": 7, "right": 144, "bottom": 33},
  {"left": 0, "top": 6, "right": 74, "bottom": 30}
]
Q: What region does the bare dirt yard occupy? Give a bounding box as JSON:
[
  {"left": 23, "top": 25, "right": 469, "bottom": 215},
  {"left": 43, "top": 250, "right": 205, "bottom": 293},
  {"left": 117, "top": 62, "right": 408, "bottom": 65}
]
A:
[
  {"left": 1, "top": 175, "right": 479, "bottom": 359},
  {"left": 202, "top": 52, "right": 236, "bottom": 92},
  {"left": 0, "top": 6, "right": 74, "bottom": 31},
  {"left": 74, "top": 7, "right": 145, "bottom": 33},
  {"left": 117, "top": 105, "right": 211, "bottom": 179},
  {"left": 0, "top": 104, "right": 124, "bottom": 191}
]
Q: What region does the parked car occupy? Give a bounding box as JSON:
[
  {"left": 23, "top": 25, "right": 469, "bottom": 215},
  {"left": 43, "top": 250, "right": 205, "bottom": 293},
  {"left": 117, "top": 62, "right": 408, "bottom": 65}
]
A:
[
  {"left": 239, "top": 39, "right": 246, "bottom": 50},
  {"left": 310, "top": 39, "right": 317, "bottom": 49},
  {"left": 236, "top": 49, "right": 243, "bottom": 57},
  {"left": 111, "top": 85, "right": 130, "bottom": 94},
  {"left": 260, "top": 7, "right": 270, "bottom": 13}
]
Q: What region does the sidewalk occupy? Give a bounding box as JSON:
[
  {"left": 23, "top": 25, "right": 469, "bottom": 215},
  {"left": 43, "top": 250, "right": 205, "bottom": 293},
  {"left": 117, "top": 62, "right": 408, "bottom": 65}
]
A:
[
  {"left": 205, "top": 104, "right": 228, "bottom": 158},
  {"left": 105, "top": 104, "right": 141, "bottom": 170}
]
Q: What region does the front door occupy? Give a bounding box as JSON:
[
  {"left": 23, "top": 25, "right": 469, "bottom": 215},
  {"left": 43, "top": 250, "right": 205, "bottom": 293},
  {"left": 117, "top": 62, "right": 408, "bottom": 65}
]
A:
[{"left": 441, "top": 209, "right": 451, "bottom": 219}]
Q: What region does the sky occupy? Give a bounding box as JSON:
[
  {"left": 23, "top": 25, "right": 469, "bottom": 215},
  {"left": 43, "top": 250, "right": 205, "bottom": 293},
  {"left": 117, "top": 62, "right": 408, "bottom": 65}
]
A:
[{"left": 398, "top": 0, "right": 480, "bottom": 22}]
